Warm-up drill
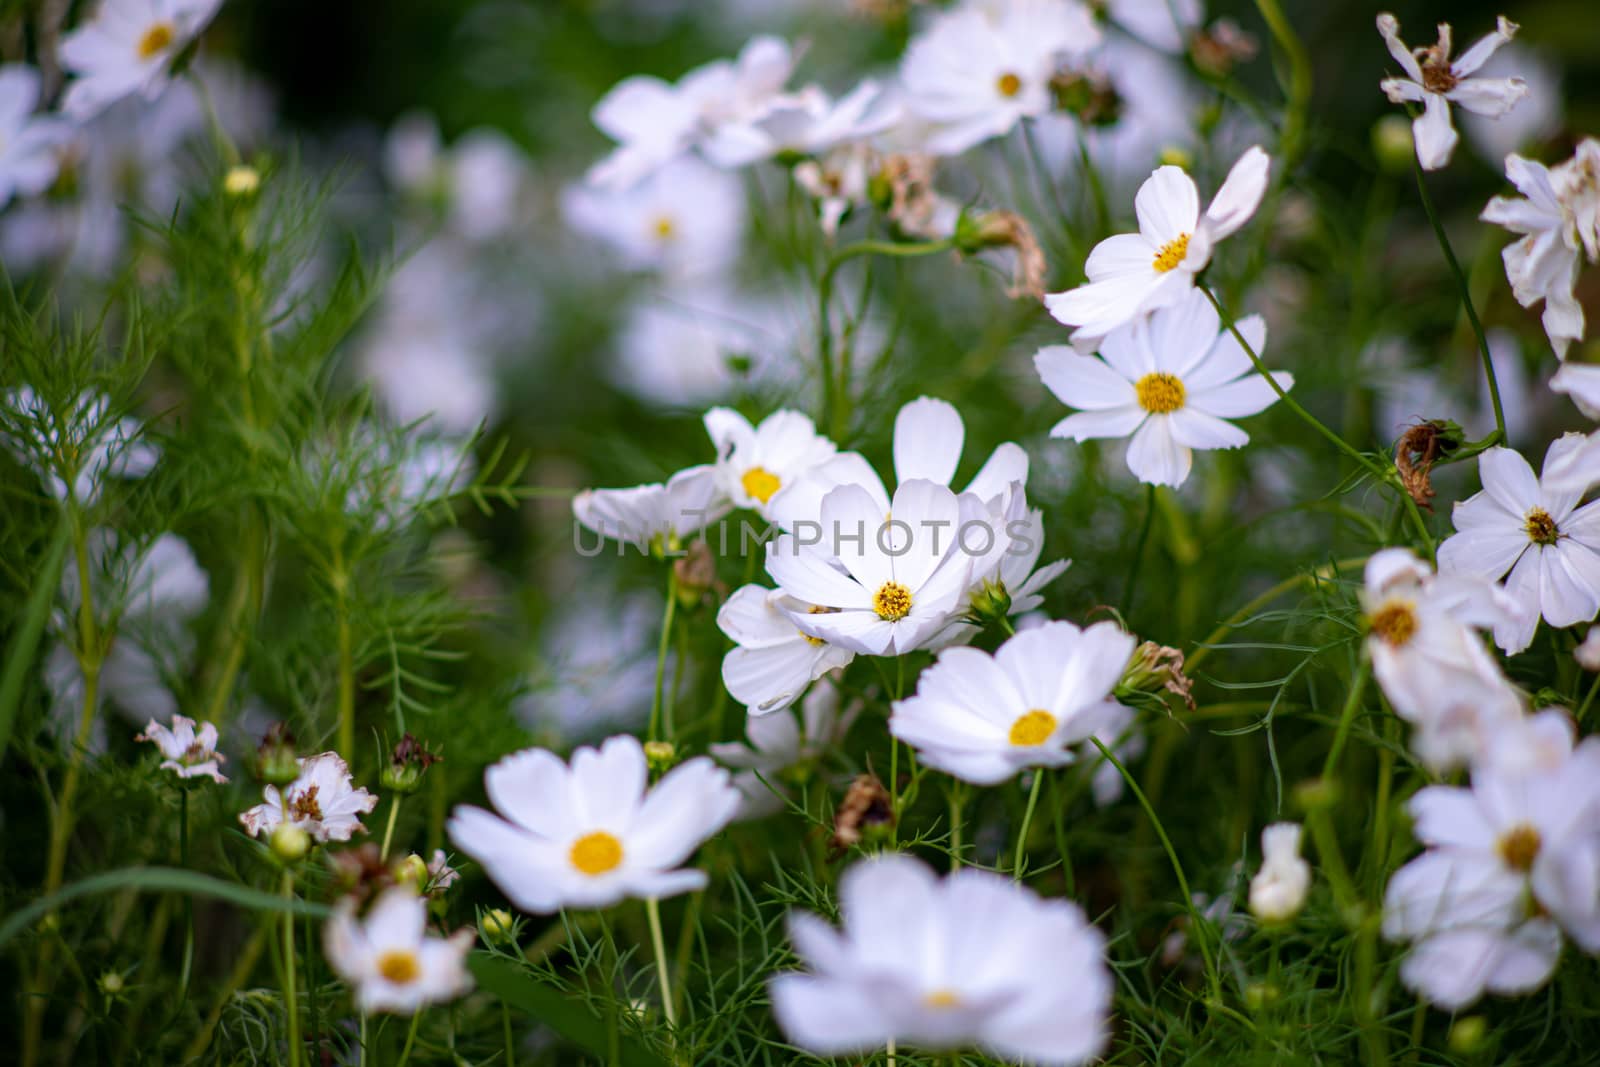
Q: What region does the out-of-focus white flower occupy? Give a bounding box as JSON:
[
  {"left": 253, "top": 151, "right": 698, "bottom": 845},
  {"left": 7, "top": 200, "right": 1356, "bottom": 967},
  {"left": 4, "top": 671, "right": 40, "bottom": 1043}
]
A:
[
  {"left": 1360, "top": 548, "right": 1525, "bottom": 771},
  {"left": 574, "top": 464, "right": 732, "bottom": 554},
  {"left": 704, "top": 407, "right": 836, "bottom": 518},
  {"left": 718, "top": 584, "right": 856, "bottom": 714},
  {"left": 610, "top": 283, "right": 796, "bottom": 407},
  {"left": 1439, "top": 438, "right": 1600, "bottom": 655},
  {"left": 1542, "top": 427, "right": 1600, "bottom": 493},
  {"left": 745, "top": 78, "right": 901, "bottom": 159},
  {"left": 1481, "top": 143, "right": 1599, "bottom": 359},
  {"left": 343, "top": 433, "right": 474, "bottom": 531},
  {"left": 0, "top": 66, "right": 73, "bottom": 208},
  {"left": 1103, "top": 0, "right": 1200, "bottom": 52},
  {"left": 1577, "top": 626, "right": 1600, "bottom": 671},
  {"left": 522, "top": 588, "right": 661, "bottom": 737},
  {"left": 383, "top": 113, "right": 530, "bottom": 242},
  {"left": 447, "top": 735, "right": 741, "bottom": 912},
  {"left": 711, "top": 683, "right": 857, "bottom": 818},
  {"left": 1044, "top": 146, "right": 1270, "bottom": 345},
  {"left": 889, "top": 620, "right": 1133, "bottom": 785},
  {"left": 1083, "top": 699, "right": 1142, "bottom": 807},
  {"left": 1376, "top": 14, "right": 1525, "bottom": 172},
  {"left": 1383, "top": 726, "right": 1600, "bottom": 1009},
  {"left": 1462, "top": 43, "right": 1560, "bottom": 165},
  {"left": 563, "top": 155, "right": 746, "bottom": 278},
  {"left": 1248, "top": 822, "right": 1310, "bottom": 923},
  {"left": 770, "top": 853, "right": 1111, "bottom": 1064},
  {"left": 136, "top": 714, "right": 226, "bottom": 782},
  {"left": 60, "top": 0, "right": 223, "bottom": 119},
  {"left": 794, "top": 142, "right": 877, "bottom": 238},
  {"left": 324, "top": 887, "right": 473, "bottom": 1014},
  {"left": 765, "top": 478, "right": 974, "bottom": 656},
  {"left": 1552, "top": 361, "right": 1600, "bottom": 421},
  {"left": 1037, "top": 288, "right": 1290, "bottom": 488},
  {"left": 900, "top": 0, "right": 1101, "bottom": 156},
  {"left": 240, "top": 753, "right": 378, "bottom": 843},
  {"left": 3, "top": 387, "right": 159, "bottom": 505},
  {"left": 586, "top": 36, "right": 798, "bottom": 188}
]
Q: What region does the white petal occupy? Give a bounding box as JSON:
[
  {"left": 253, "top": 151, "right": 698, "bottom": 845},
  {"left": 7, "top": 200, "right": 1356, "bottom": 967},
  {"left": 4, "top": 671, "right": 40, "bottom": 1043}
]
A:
[
  {"left": 1134, "top": 165, "right": 1200, "bottom": 246},
  {"left": 1202, "top": 145, "right": 1270, "bottom": 241},
  {"left": 1124, "top": 416, "right": 1191, "bottom": 487},
  {"left": 1412, "top": 93, "right": 1459, "bottom": 171},
  {"left": 893, "top": 396, "right": 965, "bottom": 488},
  {"left": 1034, "top": 348, "right": 1137, "bottom": 410}
]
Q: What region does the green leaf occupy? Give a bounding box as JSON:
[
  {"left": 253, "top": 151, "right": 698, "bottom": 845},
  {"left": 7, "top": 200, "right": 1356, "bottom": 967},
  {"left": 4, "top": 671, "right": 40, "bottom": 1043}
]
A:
[
  {"left": 467, "top": 953, "right": 669, "bottom": 1067},
  {"left": 0, "top": 515, "right": 71, "bottom": 765},
  {"left": 0, "top": 866, "right": 330, "bottom": 951}
]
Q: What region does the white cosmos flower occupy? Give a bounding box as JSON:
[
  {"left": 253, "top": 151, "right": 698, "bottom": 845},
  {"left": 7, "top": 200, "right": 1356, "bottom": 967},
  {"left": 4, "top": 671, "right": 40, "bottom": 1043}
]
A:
[
  {"left": 794, "top": 141, "right": 878, "bottom": 238},
  {"left": 1103, "top": 0, "right": 1200, "bottom": 53},
  {"left": 1376, "top": 14, "right": 1525, "bottom": 172},
  {"left": 1542, "top": 427, "right": 1600, "bottom": 493},
  {"left": 1438, "top": 438, "right": 1600, "bottom": 655},
  {"left": 1360, "top": 548, "right": 1526, "bottom": 771},
  {"left": 900, "top": 0, "right": 1102, "bottom": 156},
  {"left": 446, "top": 735, "right": 741, "bottom": 913},
  {"left": 586, "top": 36, "right": 797, "bottom": 188},
  {"left": 1248, "top": 822, "right": 1310, "bottom": 923},
  {"left": 0, "top": 66, "right": 73, "bottom": 209},
  {"left": 742, "top": 78, "right": 902, "bottom": 160},
  {"left": 59, "top": 0, "right": 224, "bottom": 119},
  {"left": 1481, "top": 148, "right": 1590, "bottom": 359},
  {"left": 704, "top": 407, "right": 837, "bottom": 518},
  {"left": 384, "top": 114, "right": 531, "bottom": 243},
  {"left": 1552, "top": 361, "right": 1600, "bottom": 421},
  {"left": 1578, "top": 626, "right": 1600, "bottom": 671},
  {"left": 573, "top": 464, "right": 733, "bottom": 554},
  {"left": 710, "top": 683, "right": 858, "bottom": 818},
  {"left": 563, "top": 155, "right": 746, "bottom": 278},
  {"left": 1044, "top": 146, "right": 1270, "bottom": 345},
  {"left": 717, "top": 584, "right": 856, "bottom": 714},
  {"left": 1036, "top": 287, "right": 1292, "bottom": 487},
  {"left": 766, "top": 479, "right": 974, "bottom": 656},
  {"left": 1383, "top": 725, "right": 1600, "bottom": 1009},
  {"left": 240, "top": 753, "right": 378, "bottom": 844},
  {"left": 888, "top": 620, "right": 1134, "bottom": 786},
  {"left": 136, "top": 713, "right": 226, "bottom": 782},
  {"left": 324, "top": 887, "right": 473, "bottom": 1015},
  {"left": 3, "top": 386, "right": 159, "bottom": 505},
  {"left": 770, "top": 853, "right": 1111, "bottom": 1064}
]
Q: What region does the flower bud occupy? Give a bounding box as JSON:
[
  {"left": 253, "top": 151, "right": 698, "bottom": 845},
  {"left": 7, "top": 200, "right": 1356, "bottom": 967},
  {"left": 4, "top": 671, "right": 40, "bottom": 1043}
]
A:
[
  {"left": 1049, "top": 68, "right": 1121, "bottom": 126},
  {"left": 270, "top": 823, "right": 311, "bottom": 864},
  {"left": 1448, "top": 1016, "right": 1488, "bottom": 1055},
  {"left": 967, "top": 577, "right": 1013, "bottom": 626},
  {"left": 1158, "top": 145, "right": 1195, "bottom": 171},
  {"left": 381, "top": 733, "right": 441, "bottom": 795},
  {"left": 1372, "top": 115, "right": 1415, "bottom": 175},
  {"left": 643, "top": 740, "right": 678, "bottom": 773},
  {"left": 224, "top": 165, "right": 261, "bottom": 197},
  {"left": 396, "top": 853, "right": 430, "bottom": 886},
  {"left": 953, "top": 209, "right": 1046, "bottom": 299},
  {"left": 1249, "top": 822, "right": 1311, "bottom": 924},
  {"left": 481, "top": 908, "right": 516, "bottom": 945},
  {"left": 98, "top": 971, "right": 126, "bottom": 997},
  {"left": 673, "top": 540, "right": 720, "bottom": 609},
  {"left": 1119, "top": 640, "right": 1195, "bottom": 709},
  {"left": 1293, "top": 777, "right": 1338, "bottom": 812},
  {"left": 255, "top": 723, "right": 299, "bottom": 786}
]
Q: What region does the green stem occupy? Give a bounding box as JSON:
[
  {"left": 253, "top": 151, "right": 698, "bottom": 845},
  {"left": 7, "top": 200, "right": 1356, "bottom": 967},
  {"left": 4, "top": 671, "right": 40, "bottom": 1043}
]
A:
[
  {"left": 1411, "top": 154, "right": 1506, "bottom": 444},
  {"left": 1013, "top": 772, "right": 1044, "bottom": 882},
  {"left": 1188, "top": 556, "right": 1370, "bottom": 673},
  {"left": 1090, "top": 738, "right": 1223, "bottom": 1005},
  {"left": 1125, "top": 485, "right": 1157, "bottom": 608},
  {"left": 645, "top": 897, "right": 676, "bottom": 1028},
  {"left": 395, "top": 1010, "right": 423, "bottom": 1067},
  {"left": 947, "top": 783, "right": 964, "bottom": 871},
  {"left": 1579, "top": 670, "right": 1600, "bottom": 723},
  {"left": 178, "top": 789, "right": 194, "bottom": 999},
  {"left": 282, "top": 870, "right": 302, "bottom": 1067},
  {"left": 1321, "top": 660, "right": 1372, "bottom": 780},
  {"left": 1253, "top": 0, "right": 1312, "bottom": 169},
  {"left": 380, "top": 795, "right": 402, "bottom": 862},
  {"left": 503, "top": 1002, "right": 516, "bottom": 1067},
  {"left": 649, "top": 568, "right": 678, "bottom": 744}
]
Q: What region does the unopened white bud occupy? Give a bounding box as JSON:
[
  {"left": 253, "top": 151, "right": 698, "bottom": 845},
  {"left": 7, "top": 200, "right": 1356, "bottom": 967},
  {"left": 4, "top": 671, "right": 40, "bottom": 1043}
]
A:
[{"left": 1249, "top": 822, "right": 1310, "bottom": 923}]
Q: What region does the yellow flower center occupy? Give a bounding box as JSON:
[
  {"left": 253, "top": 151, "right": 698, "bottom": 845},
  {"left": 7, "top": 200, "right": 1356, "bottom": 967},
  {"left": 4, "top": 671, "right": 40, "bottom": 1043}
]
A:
[
  {"left": 653, "top": 216, "right": 676, "bottom": 240},
  {"left": 1524, "top": 508, "right": 1559, "bottom": 546},
  {"left": 376, "top": 949, "right": 421, "bottom": 985},
  {"left": 923, "top": 988, "right": 962, "bottom": 1009},
  {"left": 1498, "top": 824, "right": 1541, "bottom": 873},
  {"left": 1008, "top": 709, "right": 1057, "bottom": 747},
  {"left": 1368, "top": 600, "right": 1417, "bottom": 647},
  {"left": 995, "top": 72, "right": 1022, "bottom": 98},
  {"left": 138, "top": 21, "right": 176, "bottom": 60},
  {"left": 1134, "top": 372, "right": 1186, "bottom": 414},
  {"left": 1152, "top": 233, "right": 1190, "bottom": 272},
  {"left": 873, "top": 581, "right": 913, "bottom": 621},
  {"left": 569, "top": 831, "right": 624, "bottom": 876},
  {"left": 741, "top": 465, "right": 782, "bottom": 504},
  {"left": 800, "top": 605, "right": 836, "bottom": 647}
]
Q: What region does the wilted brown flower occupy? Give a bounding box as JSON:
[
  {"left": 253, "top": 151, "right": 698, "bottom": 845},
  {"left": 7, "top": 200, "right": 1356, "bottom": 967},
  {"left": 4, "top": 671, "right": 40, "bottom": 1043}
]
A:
[
  {"left": 1190, "top": 18, "right": 1259, "bottom": 78},
  {"left": 830, "top": 773, "right": 895, "bottom": 856},
  {"left": 1395, "top": 420, "right": 1458, "bottom": 513},
  {"left": 957, "top": 209, "right": 1048, "bottom": 300},
  {"left": 1122, "top": 641, "right": 1196, "bottom": 710}
]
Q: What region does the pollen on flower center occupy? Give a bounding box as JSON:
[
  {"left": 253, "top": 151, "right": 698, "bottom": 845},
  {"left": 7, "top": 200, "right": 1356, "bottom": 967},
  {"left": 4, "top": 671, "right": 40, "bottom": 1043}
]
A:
[
  {"left": 1152, "top": 233, "right": 1191, "bottom": 273},
  {"left": 570, "top": 831, "right": 624, "bottom": 875},
  {"left": 1368, "top": 600, "right": 1417, "bottom": 647},
  {"left": 923, "top": 988, "right": 962, "bottom": 1009},
  {"left": 290, "top": 784, "right": 323, "bottom": 821},
  {"left": 653, "top": 216, "right": 676, "bottom": 240},
  {"left": 1134, "top": 372, "right": 1186, "bottom": 414},
  {"left": 1419, "top": 56, "right": 1458, "bottom": 94},
  {"left": 1524, "top": 508, "right": 1560, "bottom": 546},
  {"left": 873, "top": 581, "right": 913, "bottom": 621},
  {"left": 996, "top": 72, "right": 1022, "bottom": 98},
  {"left": 1498, "top": 824, "right": 1541, "bottom": 872},
  {"left": 799, "top": 604, "right": 837, "bottom": 647},
  {"left": 138, "top": 21, "right": 177, "bottom": 60},
  {"left": 741, "top": 465, "right": 782, "bottom": 503},
  {"left": 1008, "top": 709, "right": 1057, "bottom": 747},
  {"left": 376, "top": 949, "right": 422, "bottom": 985}
]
